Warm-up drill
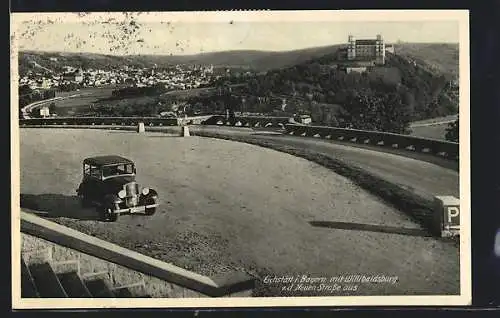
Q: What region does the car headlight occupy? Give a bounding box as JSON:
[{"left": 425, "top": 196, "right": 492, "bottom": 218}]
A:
[
  {"left": 118, "top": 189, "right": 126, "bottom": 199},
  {"left": 142, "top": 187, "right": 150, "bottom": 196}
]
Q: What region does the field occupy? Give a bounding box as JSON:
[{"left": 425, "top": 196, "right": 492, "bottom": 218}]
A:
[
  {"left": 54, "top": 87, "right": 116, "bottom": 102},
  {"left": 51, "top": 86, "right": 223, "bottom": 116},
  {"left": 52, "top": 87, "right": 116, "bottom": 116},
  {"left": 410, "top": 114, "right": 458, "bottom": 126},
  {"left": 19, "top": 128, "right": 460, "bottom": 296},
  {"left": 409, "top": 125, "right": 450, "bottom": 140},
  {"left": 161, "top": 86, "right": 217, "bottom": 98},
  {"left": 409, "top": 115, "right": 458, "bottom": 140}
]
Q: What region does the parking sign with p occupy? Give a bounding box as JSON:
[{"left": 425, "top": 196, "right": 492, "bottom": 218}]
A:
[{"left": 433, "top": 195, "right": 460, "bottom": 237}]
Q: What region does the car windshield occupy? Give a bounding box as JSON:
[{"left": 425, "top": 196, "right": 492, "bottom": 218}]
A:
[{"left": 102, "top": 164, "right": 135, "bottom": 178}]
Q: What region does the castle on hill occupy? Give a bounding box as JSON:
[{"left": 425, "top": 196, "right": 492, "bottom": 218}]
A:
[
  {"left": 347, "top": 34, "right": 386, "bottom": 65},
  {"left": 336, "top": 34, "right": 395, "bottom": 73}
]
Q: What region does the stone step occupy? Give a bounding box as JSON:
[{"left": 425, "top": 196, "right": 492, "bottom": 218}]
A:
[
  {"left": 21, "top": 258, "right": 39, "bottom": 298},
  {"left": 83, "top": 273, "right": 115, "bottom": 298},
  {"left": 113, "top": 283, "right": 151, "bottom": 298},
  {"left": 56, "top": 271, "right": 92, "bottom": 298},
  {"left": 28, "top": 262, "right": 68, "bottom": 298}
]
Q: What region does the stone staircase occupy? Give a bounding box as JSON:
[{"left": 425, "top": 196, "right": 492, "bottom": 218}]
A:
[
  {"left": 19, "top": 212, "right": 256, "bottom": 300},
  {"left": 21, "top": 249, "right": 150, "bottom": 298}
]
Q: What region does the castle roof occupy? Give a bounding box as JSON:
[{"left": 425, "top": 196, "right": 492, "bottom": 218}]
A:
[{"left": 355, "top": 39, "right": 378, "bottom": 45}]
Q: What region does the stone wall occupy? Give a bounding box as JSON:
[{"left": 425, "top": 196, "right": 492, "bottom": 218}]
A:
[{"left": 21, "top": 233, "right": 252, "bottom": 298}]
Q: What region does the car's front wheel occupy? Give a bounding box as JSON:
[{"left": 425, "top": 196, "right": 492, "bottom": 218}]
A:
[
  {"left": 144, "top": 198, "right": 157, "bottom": 216},
  {"left": 101, "top": 206, "right": 118, "bottom": 222}
]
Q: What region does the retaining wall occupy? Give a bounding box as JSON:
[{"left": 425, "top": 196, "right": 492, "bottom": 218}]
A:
[
  {"left": 18, "top": 116, "right": 459, "bottom": 161},
  {"left": 201, "top": 115, "right": 291, "bottom": 128},
  {"left": 20, "top": 117, "right": 179, "bottom": 127},
  {"left": 284, "top": 124, "right": 459, "bottom": 161},
  {"left": 20, "top": 211, "right": 255, "bottom": 298}
]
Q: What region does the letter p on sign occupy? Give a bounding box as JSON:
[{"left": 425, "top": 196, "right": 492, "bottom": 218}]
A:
[
  {"left": 433, "top": 195, "right": 460, "bottom": 237},
  {"left": 447, "top": 206, "right": 460, "bottom": 225}
]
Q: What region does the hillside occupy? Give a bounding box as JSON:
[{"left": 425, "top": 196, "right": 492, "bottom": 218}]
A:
[
  {"left": 18, "top": 45, "right": 343, "bottom": 75},
  {"left": 393, "top": 43, "right": 459, "bottom": 79},
  {"left": 85, "top": 44, "right": 459, "bottom": 134},
  {"left": 173, "top": 45, "right": 460, "bottom": 134},
  {"left": 18, "top": 43, "right": 459, "bottom": 77}
]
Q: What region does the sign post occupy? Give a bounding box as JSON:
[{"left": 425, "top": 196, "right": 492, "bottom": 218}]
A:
[{"left": 433, "top": 195, "right": 460, "bottom": 237}]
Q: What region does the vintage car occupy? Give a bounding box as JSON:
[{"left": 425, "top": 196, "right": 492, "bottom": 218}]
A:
[{"left": 76, "top": 155, "right": 159, "bottom": 222}]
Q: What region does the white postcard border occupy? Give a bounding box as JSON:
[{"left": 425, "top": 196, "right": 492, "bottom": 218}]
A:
[{"left": 10, "top": 10, "right": 471, "bottom": 309}]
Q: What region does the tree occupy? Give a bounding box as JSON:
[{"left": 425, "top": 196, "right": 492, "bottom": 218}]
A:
[
  {"left": 445, "top": 117, "right": 459, "bottom": 142},
  {"left": 337, "top": 88, "right": 411, "bottom": 134}
]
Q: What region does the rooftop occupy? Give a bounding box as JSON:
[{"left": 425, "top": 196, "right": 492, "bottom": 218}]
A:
[
  {"left": 83, "top": 155, "right": 134, "bottom": 166},
  {"left": 355, "top": 39, "right": 378, "bottom": 45}
]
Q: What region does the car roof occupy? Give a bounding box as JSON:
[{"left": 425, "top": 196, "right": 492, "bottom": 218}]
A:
[{"left": 83, "top": 155, "right": 134, "bottom": 166}]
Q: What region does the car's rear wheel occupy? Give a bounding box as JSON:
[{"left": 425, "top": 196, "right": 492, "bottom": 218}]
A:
[{"left": 107, "top": 212, "right": 118, "bottom": 222}]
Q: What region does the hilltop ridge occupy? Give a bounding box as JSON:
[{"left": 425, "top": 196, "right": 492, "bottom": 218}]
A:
[
  {"left": 19, "top": 42, "right": 458, "bottom": 78},
  {"left": 18, "top": 45, "right": 343, "bottom": 75}
]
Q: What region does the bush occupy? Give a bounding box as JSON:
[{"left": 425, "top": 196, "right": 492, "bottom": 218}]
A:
[
  {"left": 111, "top": 84, "right": 166, "bottom": 98},
  {"left": 49, "top": 102, "right": 57, "bottom": 115},
  {"left": 18, "top": 86, "right": 56, "bottom": 108}
]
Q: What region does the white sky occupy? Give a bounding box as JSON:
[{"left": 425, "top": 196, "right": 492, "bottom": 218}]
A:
[{"left": 11, "top": 11, "right": 463, "bottom": 56}]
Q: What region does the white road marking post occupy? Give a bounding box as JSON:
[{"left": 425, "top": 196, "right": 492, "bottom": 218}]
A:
[
  {"left": 137, "top": 122, "right": 145, "bottom": 133},
  {"left": 182, "top": 125, "right": 191, "bottom": 137}
]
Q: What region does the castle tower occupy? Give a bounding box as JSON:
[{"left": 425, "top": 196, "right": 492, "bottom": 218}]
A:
[
  {"left": 347, "top": 35, "right": 356, "bottom": 60},
  {"left": 375, "top": 34, "right": 386, "bottom": 65}
]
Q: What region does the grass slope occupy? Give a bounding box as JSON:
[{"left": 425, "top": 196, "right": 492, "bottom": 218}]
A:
[{"left": 394, "top": 43, "right": 459, "bottom": 79}]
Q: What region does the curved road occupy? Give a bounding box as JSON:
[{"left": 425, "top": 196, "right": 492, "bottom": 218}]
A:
[
  {"left": 188, "top": 126, "right": 459, "bottom": 202},
  {"left": 21, "top": 93, "right": 89, "bottom": 118}
]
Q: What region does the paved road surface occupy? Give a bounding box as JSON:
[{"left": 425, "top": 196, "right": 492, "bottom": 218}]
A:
[
  {"left": 189, "top": 126, "right": 460, "bottom": 202},
  {"left": 22, "top": 93, "right": 88, "bottom": 118}
]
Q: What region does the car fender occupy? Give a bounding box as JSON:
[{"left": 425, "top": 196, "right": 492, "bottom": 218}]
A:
[
  {"left": 141, "top": 188, "right": 158, "bottom": 203},
  {"left": 147, "top": 188, "right": 158, "bottom": 198}
]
